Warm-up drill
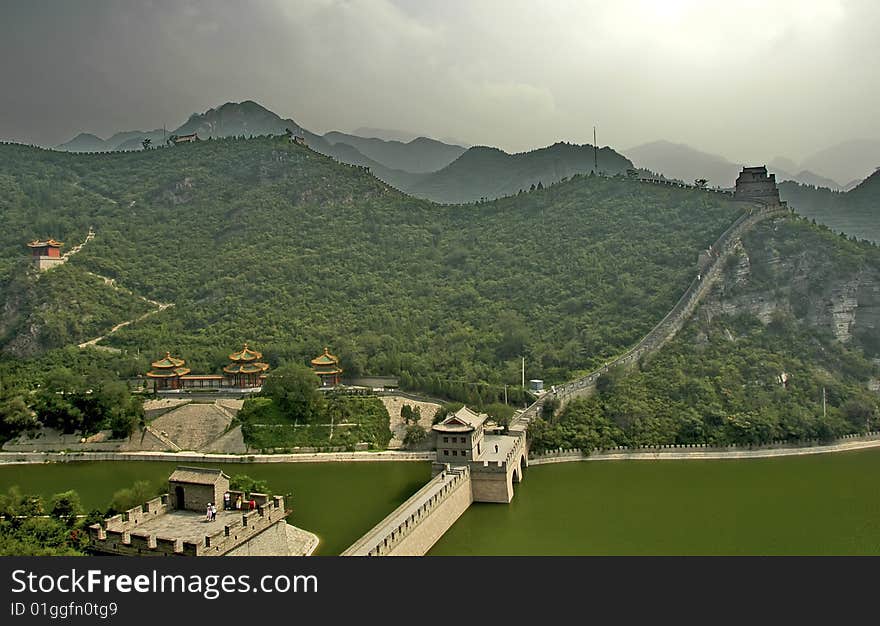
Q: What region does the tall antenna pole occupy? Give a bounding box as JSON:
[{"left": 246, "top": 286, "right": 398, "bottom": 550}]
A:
[
  {"left": 593, "top": 126, "right": 598, "bottom": 173},
  {"left": 521, "top": 357, "right": 525, "bottom": 389}
]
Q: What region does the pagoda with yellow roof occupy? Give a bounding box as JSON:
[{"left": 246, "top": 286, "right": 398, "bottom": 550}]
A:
[
  {"left": 223, "top": 343, "right": 270, "bottom": 388},
  {"left": 146, "top": 352, "right": 191, "bottom": 390},
  {"left": 311, "top": 347, "right": 343, "bottom": 387}
]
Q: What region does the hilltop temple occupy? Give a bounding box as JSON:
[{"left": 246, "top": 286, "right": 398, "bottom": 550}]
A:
[
  {"left": 27, "top": 238, "right": 64, "bottom": 271},
  {"left": 311, "top": 347, "right": 343, "bottom": 387},
  {"left": 145, "top": 344, "right": 269, "bottom": 391}
]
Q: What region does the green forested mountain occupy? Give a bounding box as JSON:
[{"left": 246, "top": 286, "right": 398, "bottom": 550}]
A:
[
  {"left": 0, "top": 136, "right": 738, "bottom": 392},
  {"left": 404, "top": 142, "right": 633, "bottom": 204},
  {"left": 780, "top": 171, "right": 880, "bottom": 243},
  {"left": 531, "top": 218, "right": 880, "bottom": 452},
  {"left": 322, "top": 132, "right": 466, "bottom": 173}
]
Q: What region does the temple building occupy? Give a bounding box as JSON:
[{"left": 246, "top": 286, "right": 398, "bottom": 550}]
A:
[
  {"left": 734, "top": 166, "right": 782, "bottom": 205},
  {"left": 146, "top": 352, "right": 191, "bottom": 390},
  {"left": 145, "top": 344, "right": 269, "bottom": 392},
  {"left": 311, "top": 347, "right": 343, "bottom": 387},
  {"left": 223, "top": 343, "right": 270, "bottom": 388},
  {"left": 27, "top": 238, "right": 65, "bottom": 271}
]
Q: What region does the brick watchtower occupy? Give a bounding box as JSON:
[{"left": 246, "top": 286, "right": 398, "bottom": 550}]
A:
[
  {"left": 734, "top": 166, "right": 782, "bottom": 206},
  {"left": 27, "top": 238, "right": 64, "bottom": 271}
]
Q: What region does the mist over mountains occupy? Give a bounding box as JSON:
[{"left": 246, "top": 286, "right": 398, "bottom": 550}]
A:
[
  {"left": 49, "top": 99, "right": 878, "bottom": 209},
  {"left": 623, "top": 140, "right": 871, "bottom": 190}
]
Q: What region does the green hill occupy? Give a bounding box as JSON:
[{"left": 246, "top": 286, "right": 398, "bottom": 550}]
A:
[
  {"left": 0, "top": 137, "right": 738, "bottom": 389},
  {"left": 404, "top": 142, "right": 633, "bottom": 204},
  {"left": 322, "top": 132, "right": 466, "bottom": 173},
  {"left": 532, "top": 218, "right": 880, "bottom": 452},
  {"left": 780, "top": 171, "right": 880, "bottom": 243}
]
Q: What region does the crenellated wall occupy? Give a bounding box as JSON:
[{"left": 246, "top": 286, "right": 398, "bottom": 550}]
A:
[
  {"left": 510, "top": 203, "right": 792, "bottom": 427},
  {"left": 341, "top": 466, "right": 472, "bottom": 556},
  {"left": 89, "top": 493, "right": 289, "bottom": 557}
]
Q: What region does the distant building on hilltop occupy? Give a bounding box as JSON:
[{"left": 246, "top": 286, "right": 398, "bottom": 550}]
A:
[
  {"left": 173, "top": 133, "right": 199, "bottom": 144},
  {"left": 734, "top": 166, "right": 782, "bottom": 205},
  {"left": 27, "top": 238, "right": 64, "bottom": 271}
]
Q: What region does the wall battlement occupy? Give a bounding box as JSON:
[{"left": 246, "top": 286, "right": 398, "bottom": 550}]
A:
[
  {"left": 89, "top": 493, "right": 286, "bottom": 557},
  {"left": 342, "top": 466, "right": 472, "bottom": 556}
]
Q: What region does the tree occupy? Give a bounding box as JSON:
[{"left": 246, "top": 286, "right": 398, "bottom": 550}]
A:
[
  {"left": 0, "top": 395, "right": 38, "bottom": 441},
  {"left": 262, "top": 363, "right": 324, "bottom": 422},
  {"left": 484, "top": 402, "right": 514, "bottom": 429},
  {"left": 400, "top": 404, "right": 421, "bottom": 424},
  {"left": 49, "top": 490, "right": 82, "bottom": 526},
  {"left": 403, "top": 423, "right": 427, "bottom": 446},
  {"left": 141, "top": 138, "right": 152, "bottom": 151},
  {"left": 109, "top": 480, "right": 155, "bottom": 513},
  {"left": 695, "top": 178, "right": 708, "bottom": 189},
  {"left": 229, "top": 475, "right": 270, "bottom": 494}
]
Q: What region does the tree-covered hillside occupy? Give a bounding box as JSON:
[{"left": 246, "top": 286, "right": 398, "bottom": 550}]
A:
[
  {"left": 0, "top": 137, "right": 740, "bottom": 391},
  {"left": 531, "top": 218, "right": 880, "bottom": 452},
  {"left": 405, "top": 142, "right": 633, "bottom": 204},
  {"left": 780, "top": 171, "right": 880, "bottom": 243}
]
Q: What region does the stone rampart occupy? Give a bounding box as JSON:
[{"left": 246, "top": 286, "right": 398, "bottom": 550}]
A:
[
  {"left": 512, "top": 203, "right": 792, "bottom": 428},
  {"left": 341, "top": 466, "right": 472, "bottom": 556},
  {"left": 89, "top": 494, "right": 288, "bottom": 557},
  {"left": 0, "top": 450, "right": 435, "bottom": 465},
  {"left": 529, "top": 431, "right": 880, "bottom": 464}
]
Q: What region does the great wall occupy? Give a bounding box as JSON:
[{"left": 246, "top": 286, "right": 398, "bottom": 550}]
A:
[{"left": 14, "top": 165, "right": 864, "bottom": 557}]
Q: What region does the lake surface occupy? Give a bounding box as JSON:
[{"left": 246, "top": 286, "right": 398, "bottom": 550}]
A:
[
  {"left": 0, "top": 461, "right": 431, "bottom": 555},
  {"left": 431, "top": 449, "right": 880, "bottom": 555},
  {"left": 5, "top": 450, "right": 880, "bottom": 555}
]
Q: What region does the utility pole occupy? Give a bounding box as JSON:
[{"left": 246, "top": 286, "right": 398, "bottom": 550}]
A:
[
  {"left": 521, "top": 357, "right": 525, "bottom": 390},
  {"left": 593, "top": 126, "right": 598, "bottom": 174},
  {"left": 504, "top": 384, "right": 508, "bottom": 406},
  {"left": 822, "top": 386, "right": 827, "bottom": 419}
]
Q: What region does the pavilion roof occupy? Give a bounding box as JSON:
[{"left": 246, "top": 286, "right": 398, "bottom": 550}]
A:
[
  {"left": 168, "top": 466, "right": 229, "bottom": 485},
  {"left": 432, "top": 406, "right": 487, "bottom": 433},
  {"left": 150, "top": 352, "right": 186, "bottom": 369},
  {"left": 27, "top": 239, "right": 64, "bottom": 248},
  {"left": 228, "top": 343, "right": 263, "bottom": 362},
  {"left": 311, "top": 347, "right": 340, "bottom": 366},
  {"left": 223, "top": 362, "right": 270, "bottom": 375},
  {"left": 146, "top": 366, "right": 191, "bottom": 378}
]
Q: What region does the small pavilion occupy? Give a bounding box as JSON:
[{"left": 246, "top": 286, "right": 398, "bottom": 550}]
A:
[
  {"left": 223, "top": 343, "right": 270, "bottom": 388},
  {"left": 311, "top": 347, "right": 343, "bottom": 387},
  {"left": 146, "top": 352, "right": 191, "bottom": 390}
]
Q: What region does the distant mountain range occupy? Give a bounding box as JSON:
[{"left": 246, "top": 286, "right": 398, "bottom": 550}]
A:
[
  {"left": 779, "top": 169, "right": 880, "bottom": 243},
  {"left": 623, "top": 140, "right": 845, "bottom": 190},
  {"left": 401, "top": 143, "right": 632, "bottom": 204},
  {"left": 53, "top": 100, "right": 632, "bottom": 204}
]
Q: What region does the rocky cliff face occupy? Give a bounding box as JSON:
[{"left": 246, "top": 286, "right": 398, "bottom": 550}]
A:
[{"left": 702, "top": 217, "right": 880, "bottom": 356}]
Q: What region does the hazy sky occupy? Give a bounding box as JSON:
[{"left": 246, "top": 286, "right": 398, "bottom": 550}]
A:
[{"left": 1, "top": 0, "right": 878, "bottom": 163}]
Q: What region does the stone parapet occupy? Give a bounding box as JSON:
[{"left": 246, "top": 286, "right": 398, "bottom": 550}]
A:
[
  {"left": 342, "top": 465, "right": 471, "bottom": 556},
  {"left": 89, "top": 492, "right": 287, "bottom": 557}
]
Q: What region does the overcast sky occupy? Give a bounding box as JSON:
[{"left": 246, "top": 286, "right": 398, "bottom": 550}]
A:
[{"left": 1, "top": 0, "right": 877, "bottom": 163}]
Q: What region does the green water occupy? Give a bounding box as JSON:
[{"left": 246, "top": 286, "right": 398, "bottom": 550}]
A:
[
  {"left": 430, "top": 449, "right": 880, "bottom": 555},
  {"left": 0, "top": 461, "right": 431, "bottom": 555},
  {"left": 6, "top": 451, "right": 880, "bottom": 555}
]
